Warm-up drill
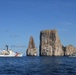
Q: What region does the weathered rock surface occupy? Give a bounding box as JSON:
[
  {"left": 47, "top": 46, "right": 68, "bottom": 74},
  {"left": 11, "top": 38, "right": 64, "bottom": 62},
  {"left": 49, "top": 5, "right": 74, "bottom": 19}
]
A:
[
  {"left": 26, "top": 36, "right": 37, "bottom": 56},
  {"left": 64, "top": 45, "right": 76, "bottom": 56},
  {"left": 39, "top": 29, "right": 64, "bottom": 56}
]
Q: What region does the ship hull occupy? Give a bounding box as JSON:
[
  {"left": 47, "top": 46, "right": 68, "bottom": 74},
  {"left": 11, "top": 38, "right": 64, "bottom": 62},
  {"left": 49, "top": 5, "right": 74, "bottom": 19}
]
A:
[{"left": 0, "top": 54, "right": 23, "bottom": 57}]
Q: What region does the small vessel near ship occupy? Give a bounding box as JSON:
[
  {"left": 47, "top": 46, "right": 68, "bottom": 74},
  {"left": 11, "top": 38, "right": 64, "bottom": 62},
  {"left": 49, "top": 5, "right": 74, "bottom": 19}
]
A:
[
  {"left": 69, "top": 53, "right": 76, "bottom": 57},
  {"left": 0, "top": 45, "right": 23, "bottom": 57}
]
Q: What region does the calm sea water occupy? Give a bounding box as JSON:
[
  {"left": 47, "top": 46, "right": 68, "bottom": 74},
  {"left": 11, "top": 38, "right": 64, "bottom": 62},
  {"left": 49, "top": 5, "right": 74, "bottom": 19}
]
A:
[{"left": 0, "top": 56, "right": 76, "bottom": 75}]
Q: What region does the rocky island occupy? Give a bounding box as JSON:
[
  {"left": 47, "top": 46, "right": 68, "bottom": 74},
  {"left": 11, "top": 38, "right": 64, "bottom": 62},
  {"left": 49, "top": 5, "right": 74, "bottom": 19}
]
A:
[
  {"left": 39, "top": 29, "right": 76, "bottom": 56},
  {"left": 26, "top": 36, "right": 37, "bottom": 56},
  {"left": 26, "top": 29, "right": 76, "bottom": 56},
  {"left": 39, "top": 29, "right": 64, "bottom": 56}
]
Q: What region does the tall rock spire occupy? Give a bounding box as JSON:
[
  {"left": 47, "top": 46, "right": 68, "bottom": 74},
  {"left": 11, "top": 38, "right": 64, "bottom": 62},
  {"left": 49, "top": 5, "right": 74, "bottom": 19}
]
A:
[
  {"left": 26, "top": 36, "right": 37, "bottom": 56},
  {"left": 28, "top": 36, "right": 35, "bottom": 48}
]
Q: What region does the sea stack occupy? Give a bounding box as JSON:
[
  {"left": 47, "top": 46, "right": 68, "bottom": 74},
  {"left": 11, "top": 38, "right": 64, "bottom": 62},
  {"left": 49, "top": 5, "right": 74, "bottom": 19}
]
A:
[
  {"left": 39, "top": 29, "right": 64, "bottom": 56},
  {"left": 26, "top": 36, "right": 37, "bottom": 56},
  {"left": 64, "top": 45, "right": 76, "bottom": 56}
]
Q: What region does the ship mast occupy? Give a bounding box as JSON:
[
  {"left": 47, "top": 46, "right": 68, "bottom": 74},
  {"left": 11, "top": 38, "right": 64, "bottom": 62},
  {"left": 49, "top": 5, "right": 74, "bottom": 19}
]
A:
[{"left": 6, "top": 45, "right": 8, "bottom": 51}]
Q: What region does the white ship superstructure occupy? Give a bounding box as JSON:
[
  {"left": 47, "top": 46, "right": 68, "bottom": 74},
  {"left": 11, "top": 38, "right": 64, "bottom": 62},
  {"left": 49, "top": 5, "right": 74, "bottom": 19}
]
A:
[{"left": 0, "top": 45, "right": 23, "bottom": 57}]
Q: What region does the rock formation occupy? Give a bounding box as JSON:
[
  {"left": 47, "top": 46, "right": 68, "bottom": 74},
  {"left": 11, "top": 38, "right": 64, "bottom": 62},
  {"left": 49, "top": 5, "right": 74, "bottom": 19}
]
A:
[
  {"left": 63, "top": 45, "right": 76, "bottom": 56},
  {"left": 39, "top": 29, "right": 64, "bottom": 56},
  {"left": 26, "top": 29, "right": 76, "bottom": 56},
  {"left": 26, "top": 36, "right": 37, "bottom": 56}
]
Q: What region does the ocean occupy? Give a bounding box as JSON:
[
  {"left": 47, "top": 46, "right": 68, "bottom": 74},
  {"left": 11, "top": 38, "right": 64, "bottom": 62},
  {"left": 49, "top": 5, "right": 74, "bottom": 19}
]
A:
[{"left": 0, "top": 56, "right": 76, "bottom": 75}]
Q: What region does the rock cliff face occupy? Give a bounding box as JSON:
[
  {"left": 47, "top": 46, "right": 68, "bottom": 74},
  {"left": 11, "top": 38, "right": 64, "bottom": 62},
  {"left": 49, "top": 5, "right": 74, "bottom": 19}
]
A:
[
  {"left": 65, "top": 45, "right": 76, "bottom": 55},
  {"left": 39, "top": 30, "right": 64, "bottom": 56},
  {"left": 26, "top": 36, "right": 37, "bottom": 56}
]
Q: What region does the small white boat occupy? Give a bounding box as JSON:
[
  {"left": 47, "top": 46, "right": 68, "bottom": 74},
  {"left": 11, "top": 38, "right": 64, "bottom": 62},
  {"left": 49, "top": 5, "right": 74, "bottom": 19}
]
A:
[{"left": 69, "top": 53, "right": 76, "bottom": 57}]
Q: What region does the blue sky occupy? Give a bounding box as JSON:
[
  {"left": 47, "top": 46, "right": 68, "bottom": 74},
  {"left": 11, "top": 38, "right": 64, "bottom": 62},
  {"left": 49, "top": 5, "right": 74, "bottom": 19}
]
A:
[{"left": 0, "top": 0, "right": 76, "bottom": 55}]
